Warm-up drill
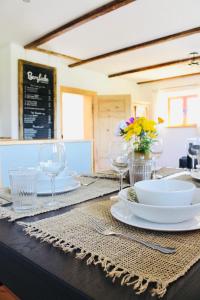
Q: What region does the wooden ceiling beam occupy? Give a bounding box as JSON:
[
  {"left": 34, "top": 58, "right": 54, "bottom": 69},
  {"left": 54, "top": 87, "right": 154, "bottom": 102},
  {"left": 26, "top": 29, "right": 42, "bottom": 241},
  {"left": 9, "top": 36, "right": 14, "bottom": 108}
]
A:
[
  {"left": 32, "top": 47, "right": 81, "bottom": 62},
  {"left": 24, "top": 0, "right": 135, "bottom": 49},
  {"left": 69, "top": 26, "right": 200, "bottom": 68},
  {"left": 137, "top": 72, "right": 200, "bottom": 85},
  {"left": 108, "top": 55, "right": 200, "bottom": 78}
]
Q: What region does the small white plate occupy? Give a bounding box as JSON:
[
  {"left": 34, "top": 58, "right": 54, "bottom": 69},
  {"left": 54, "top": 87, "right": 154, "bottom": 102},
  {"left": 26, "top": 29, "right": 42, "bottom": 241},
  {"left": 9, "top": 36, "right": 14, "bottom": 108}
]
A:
[
  {"left": 111, "top": 201, "right": 200, "bottom": 232},
  {"left": 37, "top": 181, "right": 81, "bottom": 196}
]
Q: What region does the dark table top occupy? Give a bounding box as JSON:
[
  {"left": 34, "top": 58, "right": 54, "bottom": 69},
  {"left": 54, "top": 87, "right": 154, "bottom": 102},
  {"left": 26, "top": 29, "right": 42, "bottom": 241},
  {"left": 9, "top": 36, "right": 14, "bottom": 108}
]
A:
[{"left": 0, "top": 195, "right": 200, "bottom": 300}]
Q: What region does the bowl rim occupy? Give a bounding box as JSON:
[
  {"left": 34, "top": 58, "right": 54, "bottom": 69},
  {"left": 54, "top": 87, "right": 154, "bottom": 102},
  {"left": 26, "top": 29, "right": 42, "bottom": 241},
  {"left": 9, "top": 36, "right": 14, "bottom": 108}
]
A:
[
  {"left": 119, "top": 187, "right": 199, "bottom": 209},
  {"left": 134, "top": 179, "right": 195, "bottom": 194}
]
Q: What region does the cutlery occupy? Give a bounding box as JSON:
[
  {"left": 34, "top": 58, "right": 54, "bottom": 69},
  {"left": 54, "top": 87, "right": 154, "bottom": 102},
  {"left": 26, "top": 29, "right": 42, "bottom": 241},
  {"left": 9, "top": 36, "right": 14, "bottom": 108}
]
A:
[
  {"left": 90, "top": 218, "right": 176, "bottom": 254},
  {"left": 81, "top": 178, "right": 99, "bottom": 186}
]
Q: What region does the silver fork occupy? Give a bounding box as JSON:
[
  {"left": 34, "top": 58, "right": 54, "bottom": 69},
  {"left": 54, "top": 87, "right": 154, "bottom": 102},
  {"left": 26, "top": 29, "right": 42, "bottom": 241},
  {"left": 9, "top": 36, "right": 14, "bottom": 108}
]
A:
[{"left": 90, "top": 219, "right": 176, "bottom": 255}]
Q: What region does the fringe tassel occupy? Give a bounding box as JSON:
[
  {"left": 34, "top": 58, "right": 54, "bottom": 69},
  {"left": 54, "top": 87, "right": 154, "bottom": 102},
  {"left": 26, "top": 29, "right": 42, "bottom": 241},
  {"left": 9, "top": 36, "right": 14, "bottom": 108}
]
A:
[
  {"left": 151, "top": 281, "right": 168, "bottom": 298},
  {"left": 19, "top": 222, "right": 168, "bottom": 298}
]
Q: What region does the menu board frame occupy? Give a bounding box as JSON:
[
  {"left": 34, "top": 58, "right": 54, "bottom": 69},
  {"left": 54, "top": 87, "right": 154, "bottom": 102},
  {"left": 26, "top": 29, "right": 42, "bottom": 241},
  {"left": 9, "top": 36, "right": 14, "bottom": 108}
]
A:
[{"left": 18, "top": 59, "right": 57, "bottom": 140}]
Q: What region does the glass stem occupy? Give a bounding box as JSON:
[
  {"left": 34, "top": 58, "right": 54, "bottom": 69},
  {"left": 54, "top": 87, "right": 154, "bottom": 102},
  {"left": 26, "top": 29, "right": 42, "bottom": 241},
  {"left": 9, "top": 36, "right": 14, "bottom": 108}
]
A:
[
  {"left": 153, "top": 158, "right": 157, "bottom": 179},
  {"left": 192, "top": 158, "right": 195, "bottom": 171},
  {"left": 50, "top": 175, "right": 55, "bottom": 202},
  {"left": 119, "top": 173, "right": 123, "bottom": 191}
]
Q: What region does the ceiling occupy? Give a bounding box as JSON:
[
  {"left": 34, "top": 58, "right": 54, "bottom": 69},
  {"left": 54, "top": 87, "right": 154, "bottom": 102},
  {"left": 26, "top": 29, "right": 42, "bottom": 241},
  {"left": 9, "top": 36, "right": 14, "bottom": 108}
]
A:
[{"left": 1, "top": 0, "right": 200, "bottom": 83}]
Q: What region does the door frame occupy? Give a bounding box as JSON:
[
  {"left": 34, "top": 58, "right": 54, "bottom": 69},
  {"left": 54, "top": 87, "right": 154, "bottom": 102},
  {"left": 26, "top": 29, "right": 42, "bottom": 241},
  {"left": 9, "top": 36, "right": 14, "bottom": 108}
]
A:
[
  {"left": 60, "top": 86, "right": 97, "bottom": 171},
  {"left": 93, "top": 94, "right": 131, "bottom": 171}
]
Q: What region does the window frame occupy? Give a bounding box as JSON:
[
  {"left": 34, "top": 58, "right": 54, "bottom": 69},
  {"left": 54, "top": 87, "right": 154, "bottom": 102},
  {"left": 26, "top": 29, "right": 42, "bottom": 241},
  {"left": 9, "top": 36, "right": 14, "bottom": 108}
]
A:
[{"left": 168, "top": 94, "right": 198, "bottom": 128}]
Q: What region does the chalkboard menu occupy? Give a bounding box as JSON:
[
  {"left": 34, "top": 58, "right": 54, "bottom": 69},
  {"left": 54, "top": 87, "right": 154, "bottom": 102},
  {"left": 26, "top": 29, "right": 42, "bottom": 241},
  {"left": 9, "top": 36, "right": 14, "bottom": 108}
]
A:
[{"left": 18, "top": 60, "right": 56, "bottom": 140}]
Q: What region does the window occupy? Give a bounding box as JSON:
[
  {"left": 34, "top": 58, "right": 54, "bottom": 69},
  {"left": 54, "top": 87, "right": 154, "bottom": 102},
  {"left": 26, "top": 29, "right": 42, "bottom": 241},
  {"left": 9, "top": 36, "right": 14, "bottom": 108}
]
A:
[{"left": 168, "top": 95, "right": 200, "bottom": 127}]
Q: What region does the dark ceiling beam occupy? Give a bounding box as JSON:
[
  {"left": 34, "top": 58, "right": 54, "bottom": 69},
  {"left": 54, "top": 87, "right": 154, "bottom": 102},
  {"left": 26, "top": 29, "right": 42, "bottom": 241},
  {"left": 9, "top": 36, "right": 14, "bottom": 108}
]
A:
[
  {"left": 137, "top": 72, "right": 200, "bottom": 85},
  {"left": 69, "top": 26, "right": 200, "bottom": 68},
  {"left": 108, "top": 55, "right": 200, "bottom": 78},
  {"left": 24, "top": 0, "right": 135, "bottom": 49},
  {"left": 32, "top": 47, "right": 81, "bottom": 62}
]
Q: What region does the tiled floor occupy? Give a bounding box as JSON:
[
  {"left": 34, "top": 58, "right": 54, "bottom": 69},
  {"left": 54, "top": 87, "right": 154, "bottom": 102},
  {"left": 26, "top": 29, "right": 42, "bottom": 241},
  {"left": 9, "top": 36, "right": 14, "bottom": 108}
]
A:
[{"left": 0, "top": 285, "right": 19, "bottom": 300}]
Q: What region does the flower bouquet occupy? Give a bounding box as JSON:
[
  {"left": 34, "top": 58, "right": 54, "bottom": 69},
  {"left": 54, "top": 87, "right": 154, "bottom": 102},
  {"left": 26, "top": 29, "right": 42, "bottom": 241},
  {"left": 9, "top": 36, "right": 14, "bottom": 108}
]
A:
[
  {"left": 116, "top": 116, "right": 164, "bottom": 183},
  {"left": 117, "top": 116, "right": 164, "bottom": 156}
]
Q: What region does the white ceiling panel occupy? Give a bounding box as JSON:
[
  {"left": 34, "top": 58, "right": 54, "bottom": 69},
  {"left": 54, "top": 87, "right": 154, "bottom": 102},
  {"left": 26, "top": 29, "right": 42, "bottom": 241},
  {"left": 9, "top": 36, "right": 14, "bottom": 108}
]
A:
[
  {"left": 124, "top": 64, "right": 200, "bottom": 82},
  {"left": 77, "top": 34, "right": 200, "bottom": 75},
  {"left": 1, "top": 0, "right": 200, "bottom": 82},
  {"left": 0, "top": 0, "right": 110, "bottom": 47},
  {"left": 41, "top": 0, "right": 200, "bottom": 58}
]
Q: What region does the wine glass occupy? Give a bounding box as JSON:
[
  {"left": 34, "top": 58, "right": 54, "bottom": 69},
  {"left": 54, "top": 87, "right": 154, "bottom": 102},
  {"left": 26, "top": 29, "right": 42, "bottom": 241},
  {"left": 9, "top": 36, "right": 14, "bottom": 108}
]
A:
[
  {"left": 39, "top": 142, "right": 66, "bottom": 206},
  {"left": 186, "top": 138, "right": 200, "bottom": 171},
  {"left": 151, "top": 138, "right": 163, "bottom": 179},
  {"left": 109, "top": 140, "right": 129, "bottom": 190}
]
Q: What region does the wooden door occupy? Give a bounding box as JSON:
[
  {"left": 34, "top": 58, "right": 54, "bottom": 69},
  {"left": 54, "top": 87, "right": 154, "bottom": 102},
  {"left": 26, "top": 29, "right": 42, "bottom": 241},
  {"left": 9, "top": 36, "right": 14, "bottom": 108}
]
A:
[{"left": 94, "top": 95, "right": 131, "bottom": 171}]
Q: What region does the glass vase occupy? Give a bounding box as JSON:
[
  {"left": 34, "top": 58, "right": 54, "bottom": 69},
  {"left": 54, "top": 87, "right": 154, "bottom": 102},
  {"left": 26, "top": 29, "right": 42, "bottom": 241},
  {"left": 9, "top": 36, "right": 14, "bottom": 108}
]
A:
[{"left": 128, "top": 152, "right": 153, "bottom": 185}]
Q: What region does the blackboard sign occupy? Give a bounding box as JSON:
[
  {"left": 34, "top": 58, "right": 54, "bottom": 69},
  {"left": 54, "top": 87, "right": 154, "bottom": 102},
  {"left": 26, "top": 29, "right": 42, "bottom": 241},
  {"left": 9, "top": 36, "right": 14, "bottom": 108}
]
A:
[{"left": 18, "top": 60, "right": 56, "bottom": 140}]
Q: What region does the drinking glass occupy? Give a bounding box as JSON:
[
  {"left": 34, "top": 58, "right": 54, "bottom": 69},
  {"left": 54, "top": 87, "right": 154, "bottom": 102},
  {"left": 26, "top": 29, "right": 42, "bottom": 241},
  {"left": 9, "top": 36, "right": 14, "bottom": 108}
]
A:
[
  {"left": 109, "top": 140, "right": 129, "bottom": 190},
  {"left": 151, "top": 138, "right": 163, "bottom": 179},
  {"left": 186, "top": 138, "right": 200, "bottom": 171},
  {"left": 9, "top": 168, "right": 38, "bottom": 212},
  {"left": 39, "top": 142, "right": 66, "bottom": 206}
]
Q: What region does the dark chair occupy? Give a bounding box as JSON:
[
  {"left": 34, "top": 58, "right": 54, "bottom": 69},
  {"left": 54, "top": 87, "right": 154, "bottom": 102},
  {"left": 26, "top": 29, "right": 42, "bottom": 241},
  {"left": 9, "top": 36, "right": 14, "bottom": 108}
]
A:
[{"left": 179, "top": 156, "right": 198, "bottom": 169}]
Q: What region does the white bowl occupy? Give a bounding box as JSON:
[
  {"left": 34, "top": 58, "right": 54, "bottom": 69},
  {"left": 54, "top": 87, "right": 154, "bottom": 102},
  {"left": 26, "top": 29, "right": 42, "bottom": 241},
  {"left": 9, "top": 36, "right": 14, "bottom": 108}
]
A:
[
  {"left": 119, "top": 187, "right": 200, "bottom": 223},
  {"left": 134, "top": 179, "right": 195, "bottom": 206}
]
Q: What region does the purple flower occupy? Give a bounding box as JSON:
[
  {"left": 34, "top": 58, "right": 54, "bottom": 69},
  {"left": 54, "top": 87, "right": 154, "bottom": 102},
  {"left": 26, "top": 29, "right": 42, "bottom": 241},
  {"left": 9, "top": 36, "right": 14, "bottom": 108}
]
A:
[{"left": 126, "top": 117, "right": 134, "bottom": 125}]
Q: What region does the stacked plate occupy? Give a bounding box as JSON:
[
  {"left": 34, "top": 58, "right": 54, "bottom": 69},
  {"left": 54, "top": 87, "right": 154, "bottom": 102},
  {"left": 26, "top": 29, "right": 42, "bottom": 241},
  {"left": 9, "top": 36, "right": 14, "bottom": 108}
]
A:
[{"left": 111, "top": 179, "right": 200, "bottom": 232}]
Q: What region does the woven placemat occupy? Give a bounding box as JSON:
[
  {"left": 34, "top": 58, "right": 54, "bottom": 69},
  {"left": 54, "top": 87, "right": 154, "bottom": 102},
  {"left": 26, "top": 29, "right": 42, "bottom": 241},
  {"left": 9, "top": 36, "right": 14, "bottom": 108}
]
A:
[
  {"left": 0, "top": 178, "right": 120, "bottom": 221},
  {"left": 177, "top": 174, "right": 200, "bottom": 188},
  {"left": 19, "top": 198, "right": 200, "bottom": 298},
  {"left": 156, "top": 167, "right": 187, "bottom": 178},
  {"left": 0, "top": 198, "right": 8, "bottom": 205}
]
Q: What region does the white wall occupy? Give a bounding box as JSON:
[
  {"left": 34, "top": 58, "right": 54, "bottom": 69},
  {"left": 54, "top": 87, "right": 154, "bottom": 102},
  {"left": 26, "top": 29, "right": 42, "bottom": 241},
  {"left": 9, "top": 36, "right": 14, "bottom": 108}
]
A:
[
  {"left": 0, "top": 43, "right": 140, "bottom": 139},
  {"left": 0, "top": 44, "right": 11, "bottom": 137},
  {"left": 138, "top": 77, "right": 200, "bottom": 167}
]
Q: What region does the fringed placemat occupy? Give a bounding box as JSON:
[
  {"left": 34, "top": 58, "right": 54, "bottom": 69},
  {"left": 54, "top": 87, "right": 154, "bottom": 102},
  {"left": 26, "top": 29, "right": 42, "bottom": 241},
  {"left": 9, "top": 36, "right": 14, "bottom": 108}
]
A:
[
  {"left": 177, "top": 174, "right": 200, "bottom": 188},
  {"left": 0, "top": 178, "right": 120, "bottom": 221},
  {"left": 156, "top": 167, "right": 187, "bottom": 178},
  {"left": 19, "top": 198, "right": 200, "bottom": 298}
]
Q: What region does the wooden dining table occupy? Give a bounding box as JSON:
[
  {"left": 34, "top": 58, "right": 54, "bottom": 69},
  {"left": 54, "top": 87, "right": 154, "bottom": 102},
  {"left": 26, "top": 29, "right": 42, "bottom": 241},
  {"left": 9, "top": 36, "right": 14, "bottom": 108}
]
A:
[{"left": 0, "top": 194, "right": 200, "bottom": 300}]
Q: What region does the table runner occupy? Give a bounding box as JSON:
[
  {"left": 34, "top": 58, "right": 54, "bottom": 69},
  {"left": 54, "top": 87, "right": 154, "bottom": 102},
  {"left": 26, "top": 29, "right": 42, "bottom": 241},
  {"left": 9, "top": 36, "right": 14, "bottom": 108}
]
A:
[
  {"left": 0, "top": 178, "right": 120, "bottom": 221},
  {"left": 19, "top": 198, "right": 200, "bottom": 298}
]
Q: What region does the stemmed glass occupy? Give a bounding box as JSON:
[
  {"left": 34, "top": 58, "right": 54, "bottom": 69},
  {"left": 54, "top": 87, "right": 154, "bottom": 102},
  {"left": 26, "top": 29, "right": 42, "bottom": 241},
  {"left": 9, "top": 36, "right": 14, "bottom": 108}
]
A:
[
  {"left": 151, "top": 138, "right": 163, "bottom": 179},
  {"left": 186, "top": 138, "right": 200, "bottom": 171},
  {"left": 109, "top": 140, "right": 129, "bottom": 190},
  {"left": 39, "top": 142, "right": 66, "bottom": 206}
]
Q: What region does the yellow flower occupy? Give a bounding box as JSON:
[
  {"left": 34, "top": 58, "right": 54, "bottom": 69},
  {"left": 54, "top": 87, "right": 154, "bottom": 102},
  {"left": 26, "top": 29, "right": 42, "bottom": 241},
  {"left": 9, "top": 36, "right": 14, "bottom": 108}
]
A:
[
  {"left": 148, "top": 132, "right": 157, "bottom": 139},
  {"left": 122, "top": 117, "right": 158, "bottom": 141},
  {"left": 133, "top": 124, "right": 142, "bottom": 136},
  {"left": 142, "top": 119, "right": 156, "bottom": 132},
  {"left": 158, "top": 117, "right": 164, "bottom": 124}
]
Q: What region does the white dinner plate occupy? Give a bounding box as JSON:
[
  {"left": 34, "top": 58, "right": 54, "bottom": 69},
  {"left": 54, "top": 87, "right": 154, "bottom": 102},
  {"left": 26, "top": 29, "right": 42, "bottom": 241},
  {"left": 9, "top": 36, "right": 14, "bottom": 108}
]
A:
[
  {"left": 191, "top": 171, "right": 200, "bottom": 181},
  {"left": 110, "top": 200, "right": 200, "bottom": 232},
  {"left": 37, "top": 181, "right": 81, "bottom": 196}
]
